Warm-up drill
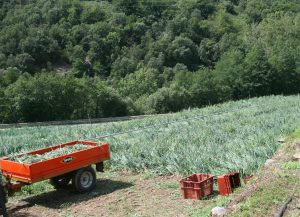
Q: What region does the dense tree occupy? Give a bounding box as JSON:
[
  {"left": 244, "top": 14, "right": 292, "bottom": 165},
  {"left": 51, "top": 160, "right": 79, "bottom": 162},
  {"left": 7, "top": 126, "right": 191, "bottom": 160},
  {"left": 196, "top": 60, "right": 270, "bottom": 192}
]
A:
[
  {"left": 0, "top": 67, "right": 21, "bottom": 87},
  {"left": 118, "top": 67, "right": 158, "bottom": 100},
  {"left": 0, "top": 74, "right": 128, "bottom": 123},
  {"left": 135, "top": 85, "right": 190, "bottom": 114},
  {"left": 0, "top": 0, "right": 299, "bottom": 123}
]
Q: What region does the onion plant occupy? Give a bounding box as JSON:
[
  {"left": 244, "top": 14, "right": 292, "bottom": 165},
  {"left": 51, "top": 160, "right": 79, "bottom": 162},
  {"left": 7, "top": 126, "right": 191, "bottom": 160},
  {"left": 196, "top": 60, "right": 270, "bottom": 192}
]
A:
[{"left": 1, "top": 95, "right": 300, "bottom": 176}]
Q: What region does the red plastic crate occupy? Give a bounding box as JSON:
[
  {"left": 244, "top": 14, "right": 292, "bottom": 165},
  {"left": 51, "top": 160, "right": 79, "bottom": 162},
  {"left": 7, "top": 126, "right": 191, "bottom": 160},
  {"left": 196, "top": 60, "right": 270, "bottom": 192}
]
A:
[
  {"left": 217, "top": 172, "right": 241, "bottom": 196},
  {"left": 180, "top": 174, "right": 213, "bottom": 200}
]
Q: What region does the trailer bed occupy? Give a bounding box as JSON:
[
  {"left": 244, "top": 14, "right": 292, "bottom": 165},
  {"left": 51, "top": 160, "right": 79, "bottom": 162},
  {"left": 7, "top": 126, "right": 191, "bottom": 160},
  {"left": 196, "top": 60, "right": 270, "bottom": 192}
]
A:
[{"left": 0, "top": 140, "right": 110, "bottom": 183}]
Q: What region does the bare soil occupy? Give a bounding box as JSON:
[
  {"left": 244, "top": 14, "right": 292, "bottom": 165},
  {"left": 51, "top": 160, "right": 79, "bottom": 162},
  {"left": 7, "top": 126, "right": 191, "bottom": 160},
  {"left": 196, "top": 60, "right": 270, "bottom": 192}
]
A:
[
  {"left": 7, "top": 172, "right": 216, "bottom": 217},
  {"left": 6, "top": 142, "right": 300, "bottom": 217}
]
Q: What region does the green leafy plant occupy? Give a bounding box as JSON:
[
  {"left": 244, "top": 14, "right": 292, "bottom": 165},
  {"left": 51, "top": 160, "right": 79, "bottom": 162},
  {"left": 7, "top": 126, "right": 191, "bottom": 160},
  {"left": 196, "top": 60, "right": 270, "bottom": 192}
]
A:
[
  {"left": 1, "top": 95, "right": 300, "bottom": 176},
  {"left": 282, "top": 161, "right": 300, "bottom": 170},
  {"left": 9, "top": 144, "right": 91, "bottom": 164}
]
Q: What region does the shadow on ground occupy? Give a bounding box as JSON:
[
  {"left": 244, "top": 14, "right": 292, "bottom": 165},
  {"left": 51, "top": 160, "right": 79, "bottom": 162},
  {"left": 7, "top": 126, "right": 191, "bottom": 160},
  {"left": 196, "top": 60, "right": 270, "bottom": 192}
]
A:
[
  {"left": 9, "top": 178, "right": 133, "bottom": 212},
  {"left": 11, "top": 212, "right": 40, "bottom": 217}
]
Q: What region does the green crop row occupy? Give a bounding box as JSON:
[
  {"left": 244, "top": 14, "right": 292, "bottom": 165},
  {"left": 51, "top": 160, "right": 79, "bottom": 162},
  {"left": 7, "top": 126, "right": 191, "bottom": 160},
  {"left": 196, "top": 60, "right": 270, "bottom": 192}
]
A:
[{"left": 1, "top": 95, "right": 300, "bottom": 176}]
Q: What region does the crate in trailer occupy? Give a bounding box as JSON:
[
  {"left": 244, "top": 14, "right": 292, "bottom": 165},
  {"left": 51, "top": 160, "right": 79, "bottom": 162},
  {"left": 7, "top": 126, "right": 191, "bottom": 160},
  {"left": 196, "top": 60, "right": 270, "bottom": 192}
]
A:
[{"left": 180, "top": 173, "right": 214, "bottom": 200}]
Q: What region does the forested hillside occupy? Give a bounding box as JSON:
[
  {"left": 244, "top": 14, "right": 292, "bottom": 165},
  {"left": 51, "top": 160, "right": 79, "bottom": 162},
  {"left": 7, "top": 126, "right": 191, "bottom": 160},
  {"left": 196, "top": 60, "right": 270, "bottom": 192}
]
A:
[{"left": 0, "top": 0, "right": 299, "bottom": 123}]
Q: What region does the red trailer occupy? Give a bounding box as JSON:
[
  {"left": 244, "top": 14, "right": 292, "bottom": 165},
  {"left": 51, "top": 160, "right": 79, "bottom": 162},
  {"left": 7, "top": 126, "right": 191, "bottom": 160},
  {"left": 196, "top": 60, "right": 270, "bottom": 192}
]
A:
[{"left": 0, "top": 140, "right": 110, "bottom": 216}]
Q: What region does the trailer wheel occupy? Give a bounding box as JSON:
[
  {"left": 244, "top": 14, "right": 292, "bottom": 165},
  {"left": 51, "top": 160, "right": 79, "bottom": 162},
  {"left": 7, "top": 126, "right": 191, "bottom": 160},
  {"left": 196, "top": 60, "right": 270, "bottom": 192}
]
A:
[
  {"left": 50, "top": 175, "right": 71, "bottom": 189},
  {"left": 0, "top": 184, "right": 8, "bottom": 217},
  {"left": 72, "top": 167, "right": 96, "bottom": 193}
]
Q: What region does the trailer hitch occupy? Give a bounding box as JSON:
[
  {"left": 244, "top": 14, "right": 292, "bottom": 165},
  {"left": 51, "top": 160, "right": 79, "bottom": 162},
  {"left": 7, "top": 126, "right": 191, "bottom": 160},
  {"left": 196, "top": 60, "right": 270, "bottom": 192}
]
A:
[{"left": 96, "top": 162, "right": 104, "bottom": 172}]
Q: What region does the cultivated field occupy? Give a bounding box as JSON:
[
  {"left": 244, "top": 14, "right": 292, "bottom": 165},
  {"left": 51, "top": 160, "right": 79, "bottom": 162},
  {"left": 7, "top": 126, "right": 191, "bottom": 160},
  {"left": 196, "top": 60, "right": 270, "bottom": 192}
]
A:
[{"left": 1, "top": 95, "right": 300, "bottom": 177}]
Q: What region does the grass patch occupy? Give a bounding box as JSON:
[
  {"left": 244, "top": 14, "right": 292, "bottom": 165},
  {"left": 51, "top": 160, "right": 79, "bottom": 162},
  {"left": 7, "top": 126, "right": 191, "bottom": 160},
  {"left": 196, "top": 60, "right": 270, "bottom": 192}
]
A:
[
  {"left": 14, "top": 181, "right": 53, "bottom": 197},
  {"left": 231, "top": 175, "right": 299, "bottom": 217},
  {"left": 290, "top": 127, "right": 300, "bottom": 140},
  {"left": 140, "top": 171, "right": 156, "bottom": 180},
  {"left": 230, "top": 127, "right": 300, "bottom": 217},
  {"left": 190, "top": 196, "right": 231, "bottom": 217},
  {"left": 155, "top": 181, "right": 178, "bottom": 190},
  {"left": 282, "top": 161, "right": 300, "bottom": 170}
]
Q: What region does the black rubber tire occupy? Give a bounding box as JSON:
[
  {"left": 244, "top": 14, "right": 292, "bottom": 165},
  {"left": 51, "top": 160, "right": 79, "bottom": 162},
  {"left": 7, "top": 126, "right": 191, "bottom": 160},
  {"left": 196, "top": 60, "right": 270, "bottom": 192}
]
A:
[
  {"left": 72, "top": 167, "right": 96, "bottom": 193},
  {"left": 0, "top": 184, "right": 8, "bottom": 217},
  {"left": 50, "top": 175, "right": 71, "bottom": 189}
]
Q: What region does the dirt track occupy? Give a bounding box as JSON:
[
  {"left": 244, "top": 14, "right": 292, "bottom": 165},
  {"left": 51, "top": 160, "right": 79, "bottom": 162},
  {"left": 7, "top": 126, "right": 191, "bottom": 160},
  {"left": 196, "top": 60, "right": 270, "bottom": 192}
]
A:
[
  {"left": 8, "top": 172, "right": 214, "bottom": 217},
  {"left": 7, "top": 142, "right": 300, "bottom": 217}
]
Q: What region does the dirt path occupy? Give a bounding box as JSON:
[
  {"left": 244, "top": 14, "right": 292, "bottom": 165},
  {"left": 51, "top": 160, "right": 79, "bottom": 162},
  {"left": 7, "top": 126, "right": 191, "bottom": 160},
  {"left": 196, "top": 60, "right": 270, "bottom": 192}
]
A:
[
  {"left": 7, "top": 141, "right": 299, "bottom": 217},
  {"left": 7, "top": 172, "right": 216, "bottom": 217}
]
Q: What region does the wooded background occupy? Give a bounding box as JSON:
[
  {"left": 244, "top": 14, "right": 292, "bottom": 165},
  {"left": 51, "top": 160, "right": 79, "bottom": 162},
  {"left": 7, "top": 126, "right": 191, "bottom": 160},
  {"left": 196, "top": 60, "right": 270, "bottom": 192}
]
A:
[{"left": 0, "top": 0, "right": 299, "bottom": 123}]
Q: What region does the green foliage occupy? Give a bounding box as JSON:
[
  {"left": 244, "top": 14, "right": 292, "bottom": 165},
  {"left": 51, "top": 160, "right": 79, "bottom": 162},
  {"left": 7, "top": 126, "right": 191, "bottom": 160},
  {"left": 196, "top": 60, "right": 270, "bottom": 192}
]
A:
[
  {"left": 118, "top": 67, "right": 158, "bottom": 100},
  {"left": 0, "top": 67, "right": 21, "bottom": 87},
  {"left": 1, "top": 73, "right": 128, "bottom": 123},
  {"left": 282, "top": 161, "right": 300, "bottom": 170},
  {"left": 9, "top": 144, "right": 91, "bottom": 164},
  {"left": 135, "top": 85, "right": 190, "bottom": 114},
  {"left": 232, "top": 176, "right": 298, "bottom": 217},
  {"left": 1, "top": 95, "right": 300, "bottom": 176},
  {"left": 0, "top": 0, "right": 299, "bottom": 123},
  {"left": 290, "top": 128, "right": 300, "bottom": 140},
  {"left": 167, "top": 36, "right": 199, "bottom": 69}
]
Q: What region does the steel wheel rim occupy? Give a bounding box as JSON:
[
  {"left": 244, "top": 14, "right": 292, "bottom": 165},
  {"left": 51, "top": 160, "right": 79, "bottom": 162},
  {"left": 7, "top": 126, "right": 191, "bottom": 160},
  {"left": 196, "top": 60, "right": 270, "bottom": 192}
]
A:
[{"left": 80, "top": 171, "right": 93, "bottom": 188}]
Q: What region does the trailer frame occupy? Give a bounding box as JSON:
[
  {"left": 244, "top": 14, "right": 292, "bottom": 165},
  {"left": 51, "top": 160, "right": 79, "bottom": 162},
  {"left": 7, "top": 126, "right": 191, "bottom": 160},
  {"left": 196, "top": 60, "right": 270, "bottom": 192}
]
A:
[{"left": 0, "top": 140, "right": 110, "bottom": 216}]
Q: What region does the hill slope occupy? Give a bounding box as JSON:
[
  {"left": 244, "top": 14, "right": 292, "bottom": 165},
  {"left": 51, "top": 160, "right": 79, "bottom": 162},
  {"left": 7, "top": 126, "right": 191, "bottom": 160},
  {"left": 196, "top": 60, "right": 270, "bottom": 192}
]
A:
[
  {"left": 1, "top": 0, "right": 300, "bottom": 123},
  {"left": 1, "top": 95, "right": 300, "bottom": 176}
]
